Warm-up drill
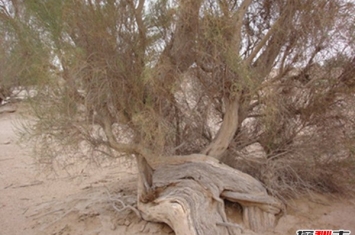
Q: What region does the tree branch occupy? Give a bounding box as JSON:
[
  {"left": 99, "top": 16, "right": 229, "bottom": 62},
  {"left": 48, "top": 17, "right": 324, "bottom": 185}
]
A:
[
  {"left": 127, "top": 0, "right": 146, "bottom": 64},
  {"left": 244, "top": 16, "right": 283, "bottom": 67},
  {"left": 166, "top": 0, "right": 202, "bottom": 71},
  {"left": 232, "top": 0, "right": 253, "bottom": 52},
  {"left": 98, "top": 106, "right": 154, "bottom": 162},
  {"left": 202, "top": 96, "right": 241, "bottom": 160}
]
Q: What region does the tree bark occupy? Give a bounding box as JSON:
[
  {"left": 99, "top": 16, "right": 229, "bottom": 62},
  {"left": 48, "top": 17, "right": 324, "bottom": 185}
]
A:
[
  {"left": 202, "top": 97, "right": 241, "bottom": 160},
  {"left": 136, "top": 154, "right": 283, "bottom": 235},
  {"left": 133, "top": 1, "right": 285, "bottom": 232}
]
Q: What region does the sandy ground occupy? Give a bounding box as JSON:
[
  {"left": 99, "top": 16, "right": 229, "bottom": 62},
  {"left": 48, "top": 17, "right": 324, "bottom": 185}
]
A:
[{"left": 0, "top": 105, "right": 355, "bottom": 235}]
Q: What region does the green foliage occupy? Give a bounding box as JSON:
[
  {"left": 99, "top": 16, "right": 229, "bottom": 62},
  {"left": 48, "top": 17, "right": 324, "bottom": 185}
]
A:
[
  {"left": 0, "top": 2, "right": 51, "bottom": 92},
  {"left": 1, "top": 0, "right": 354, "bottom": 196}
]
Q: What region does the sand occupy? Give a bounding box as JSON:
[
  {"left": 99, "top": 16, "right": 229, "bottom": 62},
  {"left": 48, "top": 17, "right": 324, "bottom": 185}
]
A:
[{"left": 0, "top": 105, "right": 354, "bottom": 235}]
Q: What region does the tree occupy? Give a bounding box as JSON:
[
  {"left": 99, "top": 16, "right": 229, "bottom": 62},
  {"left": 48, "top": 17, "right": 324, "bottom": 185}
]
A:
[
  {"left": 0, "top": 0, "right": 49, "bottom": 104},
  {"left": 1, "top": 0, "right": 355, "bottom": 234}
]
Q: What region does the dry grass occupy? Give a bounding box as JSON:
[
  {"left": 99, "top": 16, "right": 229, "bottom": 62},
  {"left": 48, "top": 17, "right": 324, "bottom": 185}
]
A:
[{"left": 226, "top": 152, "right": 355, "bottom": 203}]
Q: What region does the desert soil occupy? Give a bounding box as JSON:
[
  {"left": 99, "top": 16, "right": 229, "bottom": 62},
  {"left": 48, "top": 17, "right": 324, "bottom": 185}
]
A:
[{"left": 1, "top": 104, "right": 355, "bottom": 235}]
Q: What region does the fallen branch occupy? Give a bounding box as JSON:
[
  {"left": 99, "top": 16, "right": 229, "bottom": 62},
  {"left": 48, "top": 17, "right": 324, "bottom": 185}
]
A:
[
  {"left": 12, "top": 181, "right": 44, "bottom": 188},
  {"left": 105, "top": 187, "right": 142, "bottom": 219},
  {"left": 40, "top": 208, "right": 76, "bottom": 231}
]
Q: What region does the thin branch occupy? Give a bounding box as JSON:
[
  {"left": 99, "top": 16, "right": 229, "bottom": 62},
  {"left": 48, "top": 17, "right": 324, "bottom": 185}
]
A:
[
  {"left": 127, "top": 0, "right": 146, "bottom": 60},
  {"left": 244, "top": 16, "right": 283, "bottom": 67},
  {"left": 99, "top": 106, "right": 153, "bottom": 160},
  {"left": 105, "top": 187, "right": 142, "bottom": 219},
  {"left": 232, "top": 0, "right": 253, "bottom": 51}
]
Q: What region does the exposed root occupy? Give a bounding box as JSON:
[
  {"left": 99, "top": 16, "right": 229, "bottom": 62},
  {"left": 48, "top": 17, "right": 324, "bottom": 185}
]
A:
[{"left": 105, "top": 187, "right": 142, "bottom": 219}]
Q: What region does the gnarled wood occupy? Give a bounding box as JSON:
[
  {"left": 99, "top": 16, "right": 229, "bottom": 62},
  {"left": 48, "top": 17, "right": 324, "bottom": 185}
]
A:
[{"left": 137, "top": 154, "right": 283, "bottom": 235}]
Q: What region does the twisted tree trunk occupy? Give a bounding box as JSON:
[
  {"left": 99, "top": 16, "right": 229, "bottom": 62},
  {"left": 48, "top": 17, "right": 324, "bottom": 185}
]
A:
[
  {"left": 134, "top": 83, "right": 283, "bottom": 234},
  {"left": 136, "top": 154, "right": 283, "bottom": 235},
  {"left": 132, "top": 0, "right": 285, "bottom": 227}
]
